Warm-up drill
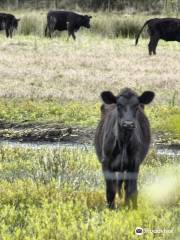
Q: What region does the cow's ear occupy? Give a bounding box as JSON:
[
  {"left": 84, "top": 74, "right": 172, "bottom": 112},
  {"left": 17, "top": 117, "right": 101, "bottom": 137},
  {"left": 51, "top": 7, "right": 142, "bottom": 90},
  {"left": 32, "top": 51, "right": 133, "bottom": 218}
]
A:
[
  {"left": 139, "top": 91, "right": 155, "bottom": 104},
  {"left": 101, "top": 91, "right": 117, "bottom": 104},
  {"left": 17, "top": 18, "right": 20, "bottom": 22},
  {"left": 88, "top": 16, "right": 92, "bottom": 19}
]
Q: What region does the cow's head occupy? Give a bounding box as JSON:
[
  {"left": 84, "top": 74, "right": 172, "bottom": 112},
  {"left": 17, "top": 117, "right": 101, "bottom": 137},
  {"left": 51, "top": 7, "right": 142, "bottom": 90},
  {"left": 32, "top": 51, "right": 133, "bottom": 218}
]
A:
[
  {"left": 13, "top": 18, "right": 20, "bottom": 29},
  {"left": 101, "top": 88, "right": 155, "bottom": 130},
  {"left": 81, "top": 15, "right": 92, "bottom": 28}
]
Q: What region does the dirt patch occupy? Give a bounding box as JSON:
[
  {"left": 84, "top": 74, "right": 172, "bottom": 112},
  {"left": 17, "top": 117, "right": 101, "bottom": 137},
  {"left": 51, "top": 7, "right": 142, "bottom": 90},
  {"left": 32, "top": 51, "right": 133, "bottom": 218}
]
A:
[
  {"left": 0, "top": 120, "right": 95, "bottom": 144},
  {"left": 0, "top": 120, "right": 180, "bottom": 146}
]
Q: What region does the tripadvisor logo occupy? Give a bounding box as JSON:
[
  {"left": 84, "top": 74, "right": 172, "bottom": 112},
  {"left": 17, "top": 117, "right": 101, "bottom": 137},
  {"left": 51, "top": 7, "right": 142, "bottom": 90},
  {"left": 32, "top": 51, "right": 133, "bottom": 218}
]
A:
[
  {"left": 135, "top": 227, "right": 143, "bottom": 235},
  {"left": 135, "top": 227, "right": 173, "bottom": 235}
]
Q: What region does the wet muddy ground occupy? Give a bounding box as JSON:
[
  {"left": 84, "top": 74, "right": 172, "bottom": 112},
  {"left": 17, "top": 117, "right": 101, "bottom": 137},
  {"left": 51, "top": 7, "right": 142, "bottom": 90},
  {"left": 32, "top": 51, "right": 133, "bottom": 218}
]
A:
[
  {"left": 0, "top": 120, "right": 180, "bottom": 150},
  {"left": 0, "top": 120, "right": 94, "bottom": 143}
]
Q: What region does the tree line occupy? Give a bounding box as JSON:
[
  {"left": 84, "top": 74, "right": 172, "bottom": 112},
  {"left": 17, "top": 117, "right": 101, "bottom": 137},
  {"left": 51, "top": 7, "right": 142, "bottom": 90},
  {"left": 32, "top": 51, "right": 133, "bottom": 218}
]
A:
[{"left": 0, "top": 0, "right": 180, "bottom": 13}]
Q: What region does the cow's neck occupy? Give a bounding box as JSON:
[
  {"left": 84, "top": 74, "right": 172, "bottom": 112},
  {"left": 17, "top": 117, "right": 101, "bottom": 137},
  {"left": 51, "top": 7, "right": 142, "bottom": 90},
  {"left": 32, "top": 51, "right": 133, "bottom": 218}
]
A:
[
  {"left": 118, "top": 126, "right": 133, "bottom": 146},
  {"left": 117, "top": 123, "right": 134, "bottom": 168}
]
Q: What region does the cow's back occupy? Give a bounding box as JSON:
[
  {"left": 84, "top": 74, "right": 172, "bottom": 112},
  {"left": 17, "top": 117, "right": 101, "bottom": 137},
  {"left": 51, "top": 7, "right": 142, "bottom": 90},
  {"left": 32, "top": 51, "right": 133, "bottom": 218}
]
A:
[
  {"left": 149, "top": 18, "right": 180, "bottom": 41},
  {"left": 0, "top": 13, "right": 15, "bottom": 30},
  {"left": 47, "top": 11, "right": 80, "bottom": 30},
  {"left": 47, "top": 11, "right": 67, "bottom": 30},
  {"left": 0, "top": 13, "right": 15, "bottom": 20}
]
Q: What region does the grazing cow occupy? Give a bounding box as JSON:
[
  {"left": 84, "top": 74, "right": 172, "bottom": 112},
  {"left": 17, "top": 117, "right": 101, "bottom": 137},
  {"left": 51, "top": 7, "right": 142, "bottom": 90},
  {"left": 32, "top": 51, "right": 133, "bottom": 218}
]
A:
[
  {"left": 0, "top": 13, "right": 20, "bottom": 38},
  {"left": 95, "top": 88, "right": 155, "bottom": 209},
  {"left": 45, "top": 11, "right": 92, "bottom": 40},
  {"left": 135, "top": 18, "right": 180, "bottom": 55}
]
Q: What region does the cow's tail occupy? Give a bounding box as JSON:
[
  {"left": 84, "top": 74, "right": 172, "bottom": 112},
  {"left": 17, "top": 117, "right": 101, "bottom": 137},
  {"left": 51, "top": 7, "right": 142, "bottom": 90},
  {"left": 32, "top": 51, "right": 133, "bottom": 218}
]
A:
[{"left": 135, "top": 20, "right": 149, "bottom": 45}]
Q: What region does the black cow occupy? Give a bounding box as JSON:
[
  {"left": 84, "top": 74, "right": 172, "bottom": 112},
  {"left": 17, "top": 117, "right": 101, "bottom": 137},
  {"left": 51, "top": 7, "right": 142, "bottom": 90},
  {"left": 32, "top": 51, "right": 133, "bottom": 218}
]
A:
[
  {"left": 45, "top": 11, "right": 92, "bottom": 40},
  {"left": 0, "top": 13, "right": 20, "bottom": 38},
  {"left": 95, "top": 88, "right": 155, "bottom": 209},
  {"left": 135, "top": 18, "right": 180, "bottom": 55}
]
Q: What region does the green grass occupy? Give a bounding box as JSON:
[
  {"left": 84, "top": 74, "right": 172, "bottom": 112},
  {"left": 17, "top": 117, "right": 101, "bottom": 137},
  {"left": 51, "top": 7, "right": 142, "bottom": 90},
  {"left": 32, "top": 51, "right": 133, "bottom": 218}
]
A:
[
  {"left": 148, "top": 106, "right": 180, "bottom": 139},
  {"left": 0, "top": 146, "right": 179, "bottom": 239},
  {"left": 0, "top": 9, "right": 179, "bottom": 239},
  {"left": 0, "top": 99, "right": 180, "bottom": 140},
  {"left": 0, "top": 99, "right": 99, "bottom": 126}
]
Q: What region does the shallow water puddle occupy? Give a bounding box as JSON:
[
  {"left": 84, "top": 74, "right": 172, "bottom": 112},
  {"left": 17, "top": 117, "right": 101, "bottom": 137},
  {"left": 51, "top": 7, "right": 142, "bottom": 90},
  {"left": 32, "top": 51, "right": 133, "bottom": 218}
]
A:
[
  {"left": 0, "top": 140, "right": 92, "bottom": 151},
  {"left": 156, "top": 147, "right": 180, "bottom": 156},
  {"left": 0, "top": 140, "right": 180, "bottom": 157}
]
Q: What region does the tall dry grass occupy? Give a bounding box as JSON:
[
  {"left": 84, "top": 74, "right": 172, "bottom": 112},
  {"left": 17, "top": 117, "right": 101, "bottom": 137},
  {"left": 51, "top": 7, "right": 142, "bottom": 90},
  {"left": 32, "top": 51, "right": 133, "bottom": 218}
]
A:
[
  {"left": 0, "top": 35, "right": 179, "bottom": 104},
  {"left": 3, "top": 10, "right": 153, "bottom": 38}
]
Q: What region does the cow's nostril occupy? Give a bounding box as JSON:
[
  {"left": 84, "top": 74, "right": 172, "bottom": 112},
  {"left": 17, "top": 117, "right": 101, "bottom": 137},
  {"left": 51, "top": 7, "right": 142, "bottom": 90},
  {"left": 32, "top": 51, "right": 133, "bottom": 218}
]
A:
[{"left": 121, "top": 121, "right": 135, "bottom": 129}]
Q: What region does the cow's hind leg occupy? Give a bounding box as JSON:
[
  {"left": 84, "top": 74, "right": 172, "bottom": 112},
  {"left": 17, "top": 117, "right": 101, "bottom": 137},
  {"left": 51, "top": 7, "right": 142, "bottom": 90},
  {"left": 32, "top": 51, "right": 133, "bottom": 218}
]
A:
[
  {"left": 148, "top": 38, "right": 153, "bottom": 55},
  {"left": 48, "top": 25, "right": 53, "bottom": 38},
  {"left": 104, "top": 171, "right": 116, "bottom": 209},
  {"left": 152, "top": 37, "right": 159, "bottom": 55},
  {"left": 48, "top": 16, "right": 56, "bottom": 38},
  {"left": 71, "top": 31, "right": 76, "bottom": 40},
  {"left": 49, "top": 29, "right": 52, "bottom": 38},
  {"left": 67, "top": 30, "right": 76, "bottom": 41},
  {"left": 148, "top": 35, "right": 159, "bottom": 55},
  {"left": 45, "top": 25, "right": 48, "bottom": 37}
]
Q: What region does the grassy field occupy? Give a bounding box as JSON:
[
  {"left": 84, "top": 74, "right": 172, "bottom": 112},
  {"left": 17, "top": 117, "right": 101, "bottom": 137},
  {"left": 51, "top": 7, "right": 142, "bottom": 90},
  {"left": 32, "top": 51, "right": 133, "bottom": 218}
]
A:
[
  {"left": 0, "top": 100, "right": 180, "bottom": 143},
  {"left": 0, "top": 10, "right": 150, "bottom": 38},
  {"left": 0, "top": 10, "right": 179, "bottom": 239},
  {"left": 0, "top": 34, "right": 180, "bottom": 140},
  {"left": 0, "top": 35, "right": 180, "bottom": 102},
  {"left": 0, "top": 146, "right": 179, "bottom": 239}
]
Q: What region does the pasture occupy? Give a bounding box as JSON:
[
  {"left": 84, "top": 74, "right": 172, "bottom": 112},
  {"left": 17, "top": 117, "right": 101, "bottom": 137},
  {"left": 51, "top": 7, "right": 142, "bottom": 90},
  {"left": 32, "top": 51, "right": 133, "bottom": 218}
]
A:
[
  {"left": 0, "top": 10, "right": 180, "bottom": 239},
  {"left": 0, "top": 146, "right": 179, "bottom": 239},
  {"left": 0, "top": 31, "right": 180, "bottom": 103}
]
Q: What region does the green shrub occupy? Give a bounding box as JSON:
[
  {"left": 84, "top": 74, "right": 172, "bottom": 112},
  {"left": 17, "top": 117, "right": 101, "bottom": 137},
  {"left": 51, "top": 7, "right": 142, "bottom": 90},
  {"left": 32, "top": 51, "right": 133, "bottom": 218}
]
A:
[
  {"left": 0, "top": 146, "right": 179, "bottom": 239},
  {"left": 91, "top": 14, "right": 147, "bottom": 38}
]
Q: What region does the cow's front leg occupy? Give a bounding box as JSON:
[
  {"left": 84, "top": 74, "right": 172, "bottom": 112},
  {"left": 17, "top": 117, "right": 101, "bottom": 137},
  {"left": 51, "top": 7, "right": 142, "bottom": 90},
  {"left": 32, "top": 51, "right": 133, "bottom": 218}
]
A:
[
  {"left": 103, "top": 171, "right": 116, "bottom": 209},
  {"left": 117, "top": 175, "right": 123, "bottom": 199},
  {"left": 5, "top": 28, "right": 9, "bottom": 38},
  {"left": 67, "top": 22, "right": 76, "bottom": 40},
  {"left": 124, "top": 171, "right": 138, "bottom": 209},
  {"left": 102, "top": 156, "right": 116, "bottom": 209}
]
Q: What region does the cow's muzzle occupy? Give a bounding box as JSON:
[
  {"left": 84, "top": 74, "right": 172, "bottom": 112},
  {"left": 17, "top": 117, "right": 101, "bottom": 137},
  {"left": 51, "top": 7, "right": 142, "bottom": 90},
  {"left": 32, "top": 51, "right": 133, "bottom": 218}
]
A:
[{"left": 121, "top": 121, "right": 135, "bottom": 130}]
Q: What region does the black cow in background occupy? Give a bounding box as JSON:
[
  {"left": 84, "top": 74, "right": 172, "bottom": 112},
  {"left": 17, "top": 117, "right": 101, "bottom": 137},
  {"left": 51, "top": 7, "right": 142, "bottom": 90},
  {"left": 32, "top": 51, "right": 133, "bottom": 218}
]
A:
[
  {"left": 95, "top": 88, "right": 155, "bottom": 209},
  {"left": 45, "top": 11, "right": 92, "bottom": 40},
  {"left": 0, "top": 13, "right": 20, "bottom": 38},
  {"left": 135, "top": 18, "right": 180, "bottom": 55}
]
